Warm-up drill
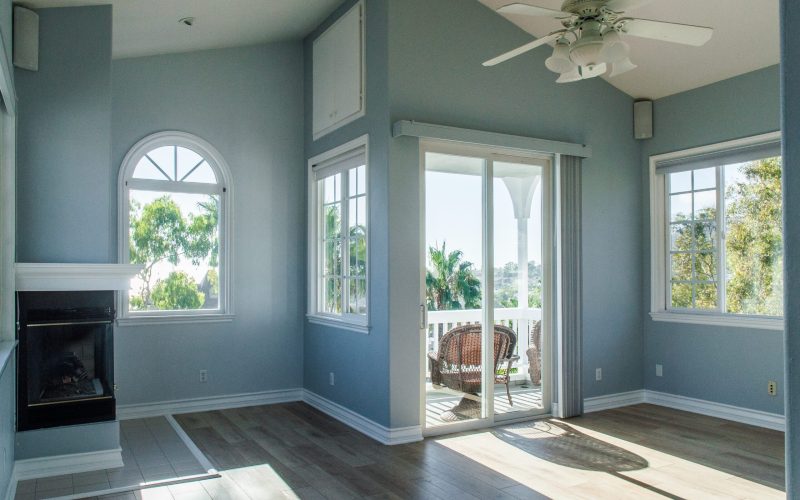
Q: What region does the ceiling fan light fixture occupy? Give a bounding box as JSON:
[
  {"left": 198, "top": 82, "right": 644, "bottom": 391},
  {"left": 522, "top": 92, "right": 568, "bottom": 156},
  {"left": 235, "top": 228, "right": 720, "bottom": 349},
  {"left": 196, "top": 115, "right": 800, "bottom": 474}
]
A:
[
  {"left": 545, "top": 38, "right": 576, "bottom": 74},
  {"left": 610, "top": 57, "right": 637, "bottom": 77},
  {"left": 556, "top": 67, "right": 582, "bottom": 83},
  {"left": 599, "top": 30, "right": 629, "bottom": 63},
  {"left": 569, "top": 35, "right": 606, "bottom": 68}
]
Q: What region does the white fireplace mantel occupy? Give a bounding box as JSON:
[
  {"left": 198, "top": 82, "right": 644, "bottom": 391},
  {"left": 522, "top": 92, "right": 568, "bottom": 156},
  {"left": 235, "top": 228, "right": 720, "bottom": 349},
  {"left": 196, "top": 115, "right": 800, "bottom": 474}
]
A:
[{"left": 15, "top": 263, "right": 144, "bottom": 291}]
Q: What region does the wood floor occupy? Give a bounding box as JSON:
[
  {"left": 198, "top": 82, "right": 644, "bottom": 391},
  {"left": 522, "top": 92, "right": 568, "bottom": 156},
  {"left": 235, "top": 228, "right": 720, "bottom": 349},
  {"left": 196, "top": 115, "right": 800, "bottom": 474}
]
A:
[{"left": 86, "top": 402, "right": 784, "bottom": 499}]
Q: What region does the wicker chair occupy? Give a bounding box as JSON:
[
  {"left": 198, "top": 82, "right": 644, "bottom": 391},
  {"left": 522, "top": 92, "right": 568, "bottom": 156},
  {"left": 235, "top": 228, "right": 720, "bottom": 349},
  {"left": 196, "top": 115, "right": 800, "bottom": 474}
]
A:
[
  {"left": 428, "top": 323, "right": 520, "bottom": 405},
  {"left": 526, "top": 320, "right": 542, "bottom": 386}
]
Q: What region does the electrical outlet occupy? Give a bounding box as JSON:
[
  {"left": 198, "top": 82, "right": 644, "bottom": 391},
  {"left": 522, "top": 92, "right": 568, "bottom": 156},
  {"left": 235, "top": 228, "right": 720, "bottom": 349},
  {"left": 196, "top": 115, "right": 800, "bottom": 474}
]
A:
[
  {"left": 768, "top": 380, "right": 777, "bottom": 396},
  {"left": 595, "top": 368, "right": 602, "bottom": 381},
  {"left": 656, "top": 364, "right": 663, "bottom": 377},
  {"left": 199, "top": 369, "right": 208, "bottom": 383},
  {"left": 329, "top": 372, "right": 335, "bottom": 386}
]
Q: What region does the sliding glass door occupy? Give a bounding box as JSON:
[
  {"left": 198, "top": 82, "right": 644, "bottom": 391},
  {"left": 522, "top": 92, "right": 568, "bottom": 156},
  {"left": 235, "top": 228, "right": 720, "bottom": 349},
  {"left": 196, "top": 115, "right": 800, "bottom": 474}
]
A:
[{"left": 422, "top": 142, "right": 552, "bottom": 435}]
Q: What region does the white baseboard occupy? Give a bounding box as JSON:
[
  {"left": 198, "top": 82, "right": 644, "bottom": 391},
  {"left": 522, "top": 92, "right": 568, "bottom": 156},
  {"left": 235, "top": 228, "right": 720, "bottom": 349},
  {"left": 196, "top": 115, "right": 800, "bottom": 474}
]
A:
[
  {"left": 116, "top": 388, "right": 303, "bottom": 420},
  {"left": 584, "top": 390, "right": 646, "bottom": 413},
  {"left": 582, "top": 389, "right": 785, "bottom": 431},
  {"left": 643, "top": 390, "right": 785, "bottom": 431},
  {"left": 14, "top": 448, "right": 123, "bottom": 481},
  {"left": 302, "top": 390, "right": 422, "bottom": 445}
]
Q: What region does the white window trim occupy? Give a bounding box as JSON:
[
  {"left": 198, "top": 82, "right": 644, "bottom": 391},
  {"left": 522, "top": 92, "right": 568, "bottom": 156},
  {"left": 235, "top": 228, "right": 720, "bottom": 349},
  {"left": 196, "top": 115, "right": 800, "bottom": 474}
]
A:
[
  {"left": 649, "top": 131, "right": 783, "bottom": 331},
  {"left": 307, "top": 134, "right": 370, "bottom": 334},
  {"left": 117, "top": 131, "right": 234, "bottom": 326}
]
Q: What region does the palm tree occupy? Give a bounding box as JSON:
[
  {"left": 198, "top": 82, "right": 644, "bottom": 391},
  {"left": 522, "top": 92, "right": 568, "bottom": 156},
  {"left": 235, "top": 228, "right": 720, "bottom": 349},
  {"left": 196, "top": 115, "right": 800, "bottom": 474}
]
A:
[{"left": 426, "top": 242, "right": 482, "bottom": 310}]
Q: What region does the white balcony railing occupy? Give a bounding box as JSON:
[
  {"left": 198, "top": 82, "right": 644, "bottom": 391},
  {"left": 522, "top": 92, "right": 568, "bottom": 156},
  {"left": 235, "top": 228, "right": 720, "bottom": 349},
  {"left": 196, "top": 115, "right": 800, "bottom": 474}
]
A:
[{"left": 426, "top": 307, "right": 542, "bottom": 381}]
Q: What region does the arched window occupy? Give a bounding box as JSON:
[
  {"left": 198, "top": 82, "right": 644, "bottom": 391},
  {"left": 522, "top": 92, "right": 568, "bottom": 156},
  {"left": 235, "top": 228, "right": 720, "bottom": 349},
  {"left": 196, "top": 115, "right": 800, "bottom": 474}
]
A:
[{"left": 118, "top": 131, "right": 232, "bottom": 321}]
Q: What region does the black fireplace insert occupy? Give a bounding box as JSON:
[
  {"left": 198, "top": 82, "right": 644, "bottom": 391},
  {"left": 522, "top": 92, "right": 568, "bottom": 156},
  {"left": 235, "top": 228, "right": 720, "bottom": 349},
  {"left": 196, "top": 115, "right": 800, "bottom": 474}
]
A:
[{"left": 17, "top": 291, "right": 116, "bottom": 431}]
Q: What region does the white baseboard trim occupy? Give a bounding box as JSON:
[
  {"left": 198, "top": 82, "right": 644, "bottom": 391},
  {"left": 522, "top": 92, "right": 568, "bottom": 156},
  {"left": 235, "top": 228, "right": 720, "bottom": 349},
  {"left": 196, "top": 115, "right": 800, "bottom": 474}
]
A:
[
  {"left": 116, "top": 388, "right": 303, "bottom": 420},
  {"left": 4, "top": 464, "right": 17, "bottom": 500},
  {"left": 14, "top": 448, "right": 123, "bottom": 481},
  {"left": 302, "top": 390, "right": 422, "bottom": 445},
  {"left": 581, "top": 389, "right": 784, "bottom": 431},
  {"left": 584, "top": 390, "right": 646, "bottom": 413},
  {"left": 643, "top": 390, "right": 785, "bottom": 431}
]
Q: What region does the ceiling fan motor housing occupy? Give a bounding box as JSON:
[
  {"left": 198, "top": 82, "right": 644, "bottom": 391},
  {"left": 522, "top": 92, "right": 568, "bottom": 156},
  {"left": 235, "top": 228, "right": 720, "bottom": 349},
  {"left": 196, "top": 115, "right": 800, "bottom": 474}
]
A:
[{"left": 561, "top": 0, "right": 609, "bottom": 17}]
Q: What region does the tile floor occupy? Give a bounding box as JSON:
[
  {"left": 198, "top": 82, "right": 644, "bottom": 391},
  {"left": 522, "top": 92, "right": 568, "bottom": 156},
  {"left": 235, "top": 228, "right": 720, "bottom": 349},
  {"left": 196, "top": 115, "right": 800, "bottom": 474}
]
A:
[{"left": 15, "top": 417, "right": 207, "bottom": 500}]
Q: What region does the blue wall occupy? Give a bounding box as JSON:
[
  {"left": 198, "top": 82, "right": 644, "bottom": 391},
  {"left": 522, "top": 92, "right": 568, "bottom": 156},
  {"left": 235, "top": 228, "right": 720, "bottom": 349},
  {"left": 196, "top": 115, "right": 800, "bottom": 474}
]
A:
[
  {"left": 641, "top": 66, "right": 784, "bottom": 415},
  {"left": 15, "top": 6, "right": 113, "bottom": 263},
  {"left": 302, "top": 0, "right": 392, "bottom": 426},
  {"left": 385, "top": 0, "right": 643, "bottom": 426},
  {"left": 112, "top": 44, "right": 306, "bottom": 406}
]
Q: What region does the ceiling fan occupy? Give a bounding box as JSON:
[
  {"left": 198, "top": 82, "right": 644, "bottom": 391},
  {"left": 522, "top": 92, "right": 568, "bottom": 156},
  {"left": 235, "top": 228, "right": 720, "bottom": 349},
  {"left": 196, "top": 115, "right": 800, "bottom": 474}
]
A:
[{"left": 483, "top": 0, "right": 714, "bottom": 83}]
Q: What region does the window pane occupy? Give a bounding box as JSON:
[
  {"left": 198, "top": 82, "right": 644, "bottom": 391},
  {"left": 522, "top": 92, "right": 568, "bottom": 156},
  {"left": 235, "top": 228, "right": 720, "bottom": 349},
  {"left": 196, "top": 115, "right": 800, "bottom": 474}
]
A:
[
  {"left": 357, "top": 165, "right": 366, "bottom": 195},
  {"left": 693, "top": 167, "right": 716, "bottom": 190},
  {"left": 670, "top": 193, "right": 692, "bottom": 222},
  {"left": 669, "top": 171, "right": 691, "bottom": 193},
  {"left": 176, "top": 147, "right": 204, "bottom": 180},
  {"left": 670, "top": 253, "right": 692, "bottom": 282},
  {"left": 694, "top": 222, "right": 716, "bottom": 251},
  {"left": 724, "top": 157, "right": 783, "bottom": 316},
  {"left": 349, "top": 168, "right": 358, "bottom": 197},
  {"left": 323, "top": 204, "right": 341, "bottom": 239},
  {"left": 695, "top": 252, "right": 717, "bottom": 282},
  {"left": 133, "top": 157, "right": 171, "bottom": 180},
  {"left": 671, "top": 282, "right": 692, "bottom": 308},
  {"left": 357, "top": 196, "right": 366, "bottom": 231},
  {"left": 323, "top": 174, "right": 341, "bottom": 203},
  {"left": 182, "top": 161, "right": 217, "bottom": 184},
  {"left": 694, "top": 190, "right": 716, "bottom": 220},
  {"left": 325, "top": 240, "right": 341, "bottom": 276},
  {"left": 349, "top": 279, "right": 358, "bottom": 314},
  {"left": 670, "top": 223, "right": 692, "bottom": 251},
  {"left": 146, "top": 146, "right": 176, "bottom": 180},
  {"left": 324, "top": 278, "right": 342, "bottom": 313},
  {"left": 348, "top": 198, "right": 357, "bottom": 231},
  {"left": 695, "top": 283, "right": 718, "bottom": 310},
  {"left": 128, "top": 190, "right": 220, "bottom": 311}
]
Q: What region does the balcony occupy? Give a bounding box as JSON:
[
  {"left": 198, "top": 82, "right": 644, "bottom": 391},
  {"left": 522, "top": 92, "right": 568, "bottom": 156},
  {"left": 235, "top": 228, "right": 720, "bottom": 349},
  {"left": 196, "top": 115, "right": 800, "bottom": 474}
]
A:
[{"left": 425, "top": 307, "right": 544, "bottom": 428}]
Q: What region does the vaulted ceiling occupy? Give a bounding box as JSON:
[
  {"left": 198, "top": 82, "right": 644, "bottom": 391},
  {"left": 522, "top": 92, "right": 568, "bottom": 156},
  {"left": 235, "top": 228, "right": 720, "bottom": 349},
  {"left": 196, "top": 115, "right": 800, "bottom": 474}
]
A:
[
  {"left": 20, "top": 0, "right": 342, "bottom": 59},
  {"left": 478, "top": 0, "right": 780, "bottom": 99}
]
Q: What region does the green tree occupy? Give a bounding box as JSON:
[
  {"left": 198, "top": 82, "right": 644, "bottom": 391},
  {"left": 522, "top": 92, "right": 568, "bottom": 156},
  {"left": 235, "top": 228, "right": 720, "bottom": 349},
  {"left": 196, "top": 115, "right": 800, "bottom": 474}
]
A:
[
  {"left": 425, "top": 242, "right": 481, "bottom": 310},
  {"left": 725, "top": 157, "right": 782, "bottom": 315},
  {"left": 151, "top": 271, "right": 205, "bottom": 310},
  {"left": 129, "top": 195, "right": 218, "bottom": 310}
]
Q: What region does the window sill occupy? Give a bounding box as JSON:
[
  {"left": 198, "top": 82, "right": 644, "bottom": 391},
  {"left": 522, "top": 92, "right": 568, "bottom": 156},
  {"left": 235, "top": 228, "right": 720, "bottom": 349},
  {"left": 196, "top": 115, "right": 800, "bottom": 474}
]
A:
[
  {"left": 116, "top": 313, "right": 235, "bottom": 327},
  {"left": 306, "top": 314, "right": 370, "bottom": 334},
  {"left": 649, "top": 311, "right": 783, "bottom": 331}
]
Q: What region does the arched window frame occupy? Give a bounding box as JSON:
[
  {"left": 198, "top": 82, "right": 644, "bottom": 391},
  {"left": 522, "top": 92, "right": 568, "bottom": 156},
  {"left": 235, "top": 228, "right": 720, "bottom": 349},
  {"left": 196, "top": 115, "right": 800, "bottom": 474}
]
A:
[{"left": 117, "top": 131, "right": 234, "bottom": 325}]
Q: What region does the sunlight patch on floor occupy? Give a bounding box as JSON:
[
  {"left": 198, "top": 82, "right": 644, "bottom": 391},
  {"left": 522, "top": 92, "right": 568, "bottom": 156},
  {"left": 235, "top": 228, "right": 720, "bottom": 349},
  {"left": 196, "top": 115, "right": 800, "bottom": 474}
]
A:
[{"left": 434, "top": 420, "right": 784, "bottom": 499}]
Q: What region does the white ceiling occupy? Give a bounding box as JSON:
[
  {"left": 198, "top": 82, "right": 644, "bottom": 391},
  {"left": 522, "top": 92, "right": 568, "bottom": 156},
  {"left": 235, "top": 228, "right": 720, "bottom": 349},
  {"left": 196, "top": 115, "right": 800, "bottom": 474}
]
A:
[
  {"left": 478, "top": 0, "right": 780, "bottom": 99},
  {"left": 20, "top": 0, "right": 343, "bottom": 59}
]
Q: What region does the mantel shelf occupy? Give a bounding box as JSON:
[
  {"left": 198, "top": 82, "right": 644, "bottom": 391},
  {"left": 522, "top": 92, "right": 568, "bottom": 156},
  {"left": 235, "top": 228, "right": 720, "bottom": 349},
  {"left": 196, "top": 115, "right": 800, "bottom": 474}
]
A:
[{"left": 15, "top": 263, "right": 143, "bottom": 291}]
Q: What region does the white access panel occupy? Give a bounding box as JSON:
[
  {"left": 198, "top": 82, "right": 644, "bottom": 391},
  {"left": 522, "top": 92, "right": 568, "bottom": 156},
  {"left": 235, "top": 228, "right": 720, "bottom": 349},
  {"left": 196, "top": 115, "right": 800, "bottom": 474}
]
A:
[{"left": 312, "top": 1, "right": 364, "bottom": 140}]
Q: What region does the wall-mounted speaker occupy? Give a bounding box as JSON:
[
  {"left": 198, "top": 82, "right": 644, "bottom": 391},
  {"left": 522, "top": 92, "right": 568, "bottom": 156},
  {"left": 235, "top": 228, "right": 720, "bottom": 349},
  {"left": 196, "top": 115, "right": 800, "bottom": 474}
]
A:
[
  {"left": 634, "top": 100, "right": 653, "bottom": 140},
  {"left": 13, "top": 6, "right": 39, "bottom": 72}
]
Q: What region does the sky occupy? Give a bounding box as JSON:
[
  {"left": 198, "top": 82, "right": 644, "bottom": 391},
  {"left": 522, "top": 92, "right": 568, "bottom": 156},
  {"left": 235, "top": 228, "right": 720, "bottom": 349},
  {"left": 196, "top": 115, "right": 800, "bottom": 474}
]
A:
[{"left": 425, "top": 165, "right": 544, "bottom": 272}]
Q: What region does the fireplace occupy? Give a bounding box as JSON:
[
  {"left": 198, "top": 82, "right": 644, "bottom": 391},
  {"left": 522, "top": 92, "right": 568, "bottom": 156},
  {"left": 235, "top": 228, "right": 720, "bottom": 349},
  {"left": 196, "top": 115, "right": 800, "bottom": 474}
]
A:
[{"left": 17, "top": 291, "right": 115, "bottom": 431}]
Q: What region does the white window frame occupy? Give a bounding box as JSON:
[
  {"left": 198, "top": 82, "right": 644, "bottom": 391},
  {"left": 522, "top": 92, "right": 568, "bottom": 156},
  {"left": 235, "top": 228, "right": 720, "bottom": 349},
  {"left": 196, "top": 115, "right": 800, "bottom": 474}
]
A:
[
  {"left": 307, "top": 134, "right": 369, "bottom": 333},
  {"left": 649, "top": 131, "right": 783, "bottom": 331},
  {"left": 117, "top": 131, "right": 234, "bottom": 326}
]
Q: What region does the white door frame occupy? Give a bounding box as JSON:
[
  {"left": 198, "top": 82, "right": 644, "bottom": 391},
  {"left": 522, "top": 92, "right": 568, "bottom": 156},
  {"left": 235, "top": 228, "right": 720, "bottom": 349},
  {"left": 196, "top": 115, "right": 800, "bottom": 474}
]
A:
[{"left": 419, "top": 139, "right": 556, "bottom": 437}]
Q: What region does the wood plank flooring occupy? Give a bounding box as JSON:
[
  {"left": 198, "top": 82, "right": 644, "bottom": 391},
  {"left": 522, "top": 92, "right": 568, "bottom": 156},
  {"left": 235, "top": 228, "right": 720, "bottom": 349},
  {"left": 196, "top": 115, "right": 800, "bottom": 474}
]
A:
[{"left": 87, "top": 402, "right": 784, "bottom": 499}]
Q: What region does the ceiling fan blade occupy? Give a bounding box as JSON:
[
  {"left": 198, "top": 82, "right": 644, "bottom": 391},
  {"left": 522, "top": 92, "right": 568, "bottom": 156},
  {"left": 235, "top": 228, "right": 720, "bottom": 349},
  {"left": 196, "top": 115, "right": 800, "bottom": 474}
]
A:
[
  {"left": 621, "top": 18, "right": 713, "bottom": 46},
  {"left": 604, "top": 0, "right": 653, "bottom": 12},
  {"left": 482, "top": 31, "right": 565, "bottom": 67},
  {"left": 497, "top": 3, "right": 570, "bottom": 18}
]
